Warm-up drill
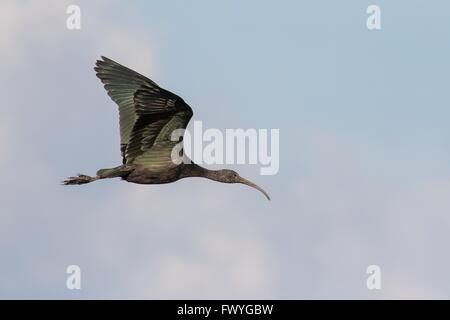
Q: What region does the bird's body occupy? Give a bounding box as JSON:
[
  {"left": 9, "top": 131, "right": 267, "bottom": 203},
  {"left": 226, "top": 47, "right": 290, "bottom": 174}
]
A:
[
  {"left": 63, "top": 56, "right": 270, "bottom": 200},
  {"left": 125, "top": 164, "right": 184, "bottom": 184}
]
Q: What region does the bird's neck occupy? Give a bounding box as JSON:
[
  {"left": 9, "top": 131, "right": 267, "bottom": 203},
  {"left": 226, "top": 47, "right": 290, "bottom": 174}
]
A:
[{"left": 182, "top": 163, "right": 222, "bottom": 182}]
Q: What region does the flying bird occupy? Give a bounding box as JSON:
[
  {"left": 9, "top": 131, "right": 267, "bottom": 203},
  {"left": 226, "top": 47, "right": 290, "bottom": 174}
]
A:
[{"left": 63, "top": 56, "right": 270, "bottom": 200}]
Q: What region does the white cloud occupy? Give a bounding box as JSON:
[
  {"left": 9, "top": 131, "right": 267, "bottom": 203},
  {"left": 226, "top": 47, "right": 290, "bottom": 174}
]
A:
[
  {"left": 2, "top": 0, "right": 450, "bottom": 300},
  {"left": 0, "top": 0, "right": 158, "bottom": 75},
  {"left": 152, "top": 229, "right": 272, "bottom": 299},
  {"left": 76, "top": 182, "right": 275, "bottom": 299},
  {"left": 290, "top": 128, "right": 450, "bottom": 299}
]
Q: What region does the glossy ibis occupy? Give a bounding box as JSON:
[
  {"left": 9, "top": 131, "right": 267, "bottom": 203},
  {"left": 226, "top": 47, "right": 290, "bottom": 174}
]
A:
[{"left": 63, "top": 56, "right": 270, "bottom": 200}]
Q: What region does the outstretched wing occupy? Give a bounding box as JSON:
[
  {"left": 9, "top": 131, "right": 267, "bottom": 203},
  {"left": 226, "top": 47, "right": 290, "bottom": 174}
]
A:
[
  {"left": 94, "top": 56, "right": 160, "bottom": 162},
  {"left": 95, "top": 56, "right": 193, "bottom": 167},
  {"left": 127, "top": 83, "right": 193, "bottom": 169}
]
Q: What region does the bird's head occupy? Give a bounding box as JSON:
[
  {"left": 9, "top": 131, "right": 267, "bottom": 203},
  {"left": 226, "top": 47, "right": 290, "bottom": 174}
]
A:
[{"left": 217, "top": 169, "right": 271, "bottom": 201}]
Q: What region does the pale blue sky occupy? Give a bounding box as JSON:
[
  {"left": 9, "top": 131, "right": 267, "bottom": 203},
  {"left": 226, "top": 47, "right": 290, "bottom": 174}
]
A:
[{"left": 1, "top": 0, "right": 450, "bottom": 298}]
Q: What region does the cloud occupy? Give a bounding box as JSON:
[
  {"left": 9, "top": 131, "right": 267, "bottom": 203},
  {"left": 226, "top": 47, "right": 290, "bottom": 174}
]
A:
[
  {"left": 72, "top": 183, "right": 275, "bottom": 299},
  {"left": 0, "top": 0, "right": 158, "bottom": 72},
  {"left": 1, "top": 0, "right": 450, "bottom": 300},
  {"left": 290, "top": 128, "right": 450, "bottom": 299}
]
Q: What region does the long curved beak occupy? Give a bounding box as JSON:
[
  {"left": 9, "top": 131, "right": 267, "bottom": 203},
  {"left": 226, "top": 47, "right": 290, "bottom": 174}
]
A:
[{"left": 238, "top": 177, "right": 271, "bottom": 201}]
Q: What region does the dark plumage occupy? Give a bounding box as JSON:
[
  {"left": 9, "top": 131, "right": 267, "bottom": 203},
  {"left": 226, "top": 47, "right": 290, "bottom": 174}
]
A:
[{"left": 63, "top": 56, "right": 270, "bottom": 200}]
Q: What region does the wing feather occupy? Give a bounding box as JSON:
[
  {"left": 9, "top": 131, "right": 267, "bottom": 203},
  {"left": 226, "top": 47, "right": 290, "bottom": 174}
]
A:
[
  {"left": 95, "top": 56, "right": 193, "bottom": 167},
  {"left": 95, "top": 56, "right": 160, "bottom": 162}
]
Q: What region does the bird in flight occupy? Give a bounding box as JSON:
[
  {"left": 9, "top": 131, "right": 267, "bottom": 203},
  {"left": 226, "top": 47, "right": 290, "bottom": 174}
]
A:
[{"left": 63, "top": 56, "right": 270, "bottom": 200}]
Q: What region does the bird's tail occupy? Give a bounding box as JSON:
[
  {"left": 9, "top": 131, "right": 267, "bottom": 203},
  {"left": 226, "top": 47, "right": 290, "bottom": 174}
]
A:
[{"left": 62, "top": 174, "right": 99, "bottom": 185}]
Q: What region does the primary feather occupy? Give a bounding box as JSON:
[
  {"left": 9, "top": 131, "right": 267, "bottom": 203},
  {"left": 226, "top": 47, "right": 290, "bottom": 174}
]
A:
[{"left": 94, "top": 56, "right": 192, "bottom": 167}]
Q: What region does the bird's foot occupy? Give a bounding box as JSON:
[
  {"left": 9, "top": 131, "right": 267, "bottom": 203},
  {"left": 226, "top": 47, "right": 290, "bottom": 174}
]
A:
[{"left": 62, "top": 174, "right": 97, "bottom": 185}]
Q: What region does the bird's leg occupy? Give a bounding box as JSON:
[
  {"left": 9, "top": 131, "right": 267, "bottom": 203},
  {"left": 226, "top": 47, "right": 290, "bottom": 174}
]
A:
[{"left": 62, "top": 174, "right": 99, "bottom": 185}]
